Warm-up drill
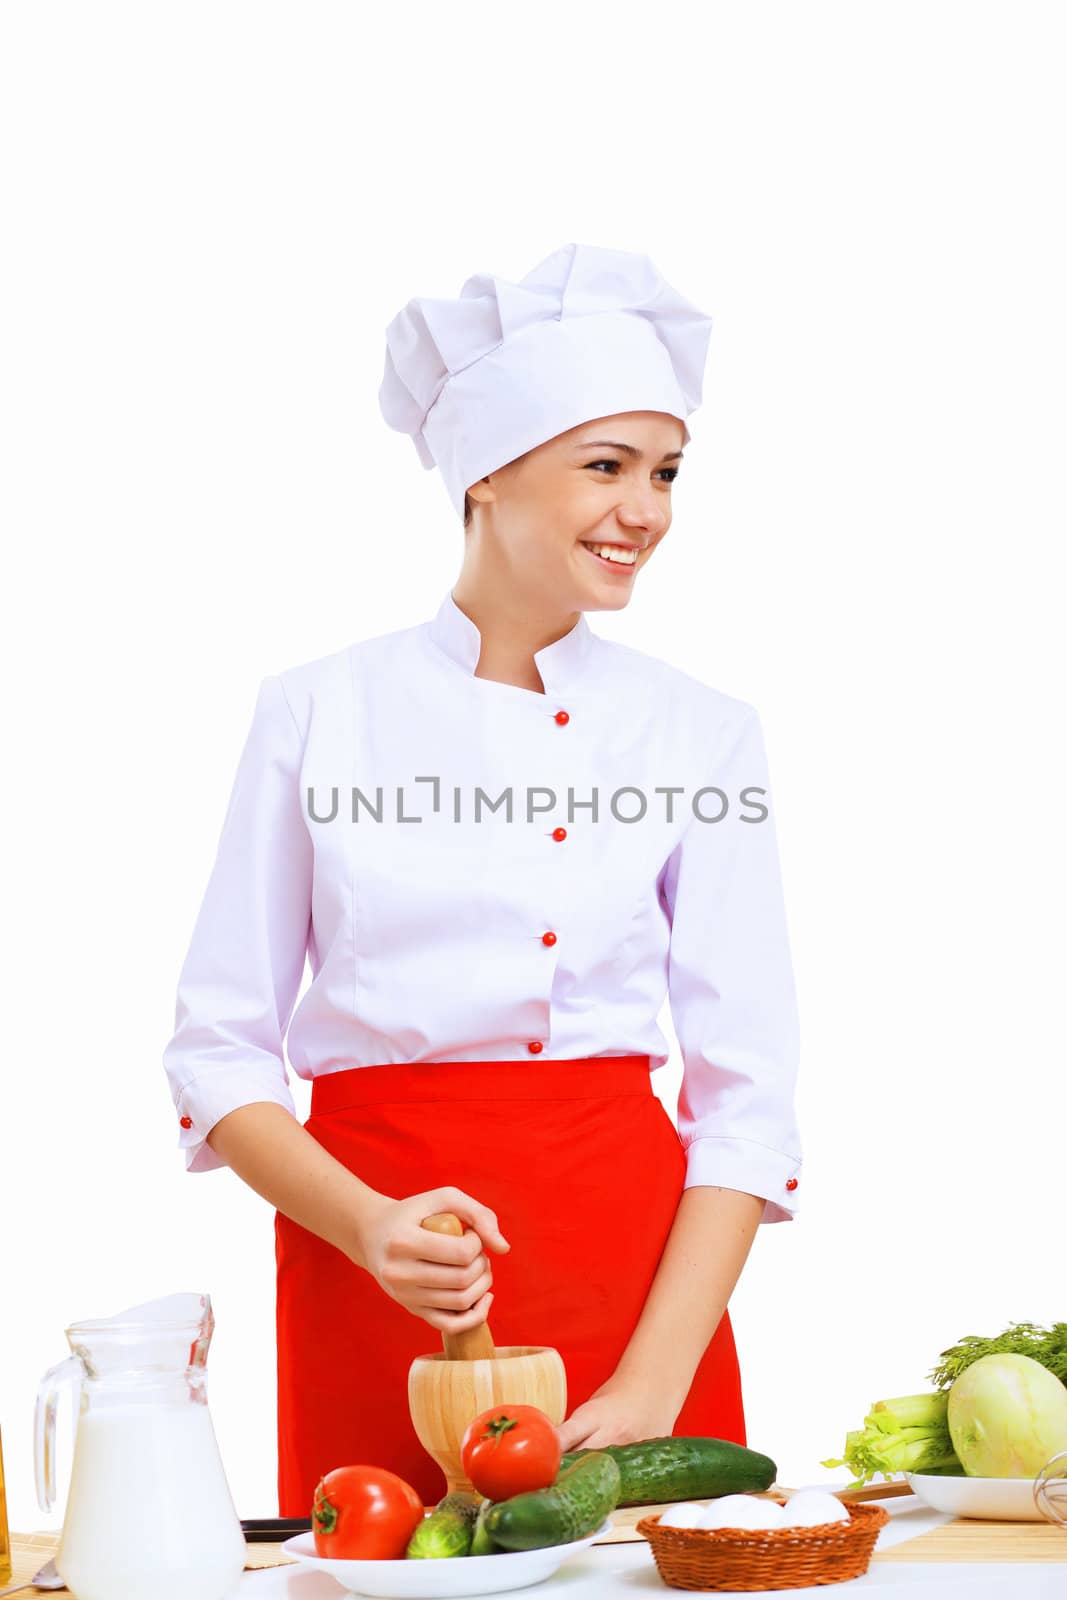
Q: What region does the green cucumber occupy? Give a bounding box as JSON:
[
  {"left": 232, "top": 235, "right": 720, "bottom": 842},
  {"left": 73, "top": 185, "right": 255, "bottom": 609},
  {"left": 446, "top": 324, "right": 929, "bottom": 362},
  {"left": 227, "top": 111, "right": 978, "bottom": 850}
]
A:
[
  {"left": 484, "top": 1451, "right": 620, "bottom": 1551},
  {"left": 436, "top": 1491, "right": 483, "bottom": 1517},
  {"left": 469, "top": 1498, "right": 501, "bottom": 1556},
  {"left": 405, "top": 1490, "right": 481, "bottom": 1558},
  {"left": 557, "top": 1435, "right": 777, "bottom": 1507}
]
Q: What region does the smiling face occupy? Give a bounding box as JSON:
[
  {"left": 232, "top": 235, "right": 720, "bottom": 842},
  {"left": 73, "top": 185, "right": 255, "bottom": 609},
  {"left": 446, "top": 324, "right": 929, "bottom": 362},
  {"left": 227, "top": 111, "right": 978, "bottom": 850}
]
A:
[{"left": 462, "top": 411, "right": 686, "bottom": 615}]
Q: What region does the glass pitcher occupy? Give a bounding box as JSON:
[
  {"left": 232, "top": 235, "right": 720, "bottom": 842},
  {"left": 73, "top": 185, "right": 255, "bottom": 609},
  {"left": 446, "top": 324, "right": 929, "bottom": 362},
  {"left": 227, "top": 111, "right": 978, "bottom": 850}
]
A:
[{"left": 35, "top": 1292, "right": 246, "bottom": 1600}]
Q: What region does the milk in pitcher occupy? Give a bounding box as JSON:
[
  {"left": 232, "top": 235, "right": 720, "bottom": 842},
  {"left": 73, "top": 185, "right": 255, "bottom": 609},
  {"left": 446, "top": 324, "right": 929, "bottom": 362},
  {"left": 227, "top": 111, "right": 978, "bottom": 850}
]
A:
[
  {"left": 35, "top": 1293, "right": 246, "bottom": 1600},
  {"left": 58, "top": 1400, "right": 245, "bottom": 1600}
]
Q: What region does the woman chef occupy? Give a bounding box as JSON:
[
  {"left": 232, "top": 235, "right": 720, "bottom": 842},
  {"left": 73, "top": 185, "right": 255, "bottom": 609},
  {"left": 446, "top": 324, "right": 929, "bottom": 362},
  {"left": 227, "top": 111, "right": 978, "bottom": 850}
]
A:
[{"left": 162, "top": 241, "right": 803, "bottom": 1517}]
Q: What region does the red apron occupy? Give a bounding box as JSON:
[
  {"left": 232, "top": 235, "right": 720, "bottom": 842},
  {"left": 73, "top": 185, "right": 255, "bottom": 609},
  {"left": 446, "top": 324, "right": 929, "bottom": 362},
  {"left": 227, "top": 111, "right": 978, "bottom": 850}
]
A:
[{"left": 274, "top": 1055, "right": 746, "bottom": 1514}]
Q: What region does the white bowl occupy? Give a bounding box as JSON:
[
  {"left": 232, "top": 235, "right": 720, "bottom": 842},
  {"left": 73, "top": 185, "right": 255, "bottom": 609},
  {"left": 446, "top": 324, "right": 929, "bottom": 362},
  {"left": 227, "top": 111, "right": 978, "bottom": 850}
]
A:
[
  {"left": 281, "top": 1515, "right": 613, "bottom": 1597},
  {"left": 904, "top": 1471, "right": 1049, "bottom": 1522}
]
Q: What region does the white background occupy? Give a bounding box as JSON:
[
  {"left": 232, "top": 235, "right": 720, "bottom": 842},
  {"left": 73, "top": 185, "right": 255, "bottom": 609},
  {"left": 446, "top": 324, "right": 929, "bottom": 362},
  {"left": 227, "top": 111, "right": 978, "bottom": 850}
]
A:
[{"left": 1, "top": 0, "right": 1064, "bottom": 1537}]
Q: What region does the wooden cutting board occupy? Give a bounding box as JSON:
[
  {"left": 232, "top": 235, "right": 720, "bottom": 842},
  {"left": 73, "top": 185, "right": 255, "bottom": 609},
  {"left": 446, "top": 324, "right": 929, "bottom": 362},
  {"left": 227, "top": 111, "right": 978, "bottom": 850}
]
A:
[
  {"left": 873, "top": 1519, "right": 1067, "bottom": 1563},
  {"left": 4, "top": 1532, "right": 298, "bottom": 1590},
  {"left": 600, "top": 1485, "right": 1067, "bottom": 1561},
  {"left": 13, "top": 1496, "right": 1066, "bottom": 1585}
]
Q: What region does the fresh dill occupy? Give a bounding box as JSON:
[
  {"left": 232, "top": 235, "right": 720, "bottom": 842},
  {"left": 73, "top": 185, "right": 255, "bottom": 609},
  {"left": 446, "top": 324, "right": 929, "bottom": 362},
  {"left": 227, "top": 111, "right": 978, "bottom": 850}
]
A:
[{"left": 927, "top": 1322, "right": 1067, "bottom": 1389}]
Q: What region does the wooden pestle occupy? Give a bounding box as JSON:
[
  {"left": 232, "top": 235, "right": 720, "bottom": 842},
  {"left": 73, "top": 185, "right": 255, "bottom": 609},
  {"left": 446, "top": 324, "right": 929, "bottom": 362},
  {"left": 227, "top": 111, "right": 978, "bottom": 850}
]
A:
[{"left": 420, "top": 1212, "right": 498, "bottom": 1361}]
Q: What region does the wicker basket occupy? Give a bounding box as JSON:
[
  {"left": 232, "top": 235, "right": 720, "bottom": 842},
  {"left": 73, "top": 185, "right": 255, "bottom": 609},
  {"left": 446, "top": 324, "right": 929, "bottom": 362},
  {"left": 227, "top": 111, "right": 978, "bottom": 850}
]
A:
[{"left": 635, "top": 1498, "right": 890, "bottom": 1591}]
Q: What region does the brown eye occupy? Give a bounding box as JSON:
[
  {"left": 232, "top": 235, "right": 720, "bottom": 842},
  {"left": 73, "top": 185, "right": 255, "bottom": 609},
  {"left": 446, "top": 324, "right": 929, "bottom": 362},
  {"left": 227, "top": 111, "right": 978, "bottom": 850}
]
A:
[{"left": 586, "top": 459, "right": 678, "bottom": 483}]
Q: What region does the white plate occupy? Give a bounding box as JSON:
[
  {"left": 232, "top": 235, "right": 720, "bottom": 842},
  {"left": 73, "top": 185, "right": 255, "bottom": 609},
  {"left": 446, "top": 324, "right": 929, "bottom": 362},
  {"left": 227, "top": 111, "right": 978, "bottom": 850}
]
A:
[
  {"left": 904, "top": 1471, "right": 1050, "bottom": 1522},
  {"left": 281, "top": 1515, "right": 613, "bottom": 1597}
]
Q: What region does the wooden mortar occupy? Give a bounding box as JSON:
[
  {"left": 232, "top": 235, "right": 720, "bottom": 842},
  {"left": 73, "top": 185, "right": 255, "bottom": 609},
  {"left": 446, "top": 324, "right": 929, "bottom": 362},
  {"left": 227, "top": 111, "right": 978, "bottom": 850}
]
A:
[{"left": 407, "top": 1212, "right": 567, "bottom": 1497}]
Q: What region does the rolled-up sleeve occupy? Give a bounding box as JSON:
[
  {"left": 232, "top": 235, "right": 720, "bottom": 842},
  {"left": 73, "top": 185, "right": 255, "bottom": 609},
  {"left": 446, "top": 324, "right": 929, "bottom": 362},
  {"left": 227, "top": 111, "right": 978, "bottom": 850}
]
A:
[
  {"left": 660, "top": 704, "right": 802, "bottom": 1223},
  {"left": 162, "top": 674, "right": 312, "bottom": 1173}
]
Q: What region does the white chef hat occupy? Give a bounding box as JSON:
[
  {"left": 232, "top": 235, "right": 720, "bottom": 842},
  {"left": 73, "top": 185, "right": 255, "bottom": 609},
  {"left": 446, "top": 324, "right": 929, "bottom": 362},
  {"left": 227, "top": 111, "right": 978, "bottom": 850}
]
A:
[{"left": 378, "top": 241, "right": 713, "bottom": 519}]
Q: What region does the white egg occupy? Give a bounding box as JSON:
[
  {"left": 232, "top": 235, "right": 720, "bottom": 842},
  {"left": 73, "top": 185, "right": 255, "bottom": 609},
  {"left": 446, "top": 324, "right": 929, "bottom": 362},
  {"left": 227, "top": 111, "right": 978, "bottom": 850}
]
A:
[
  {"left": 657, "top": 1501, "right": 715, "bottom": 1529},
  {"left": 700, "top": 1493, "right": 788, "bottom": 1531},
  {"left": 780, "top": 1489, "right": 851, "bottom": 1528}
]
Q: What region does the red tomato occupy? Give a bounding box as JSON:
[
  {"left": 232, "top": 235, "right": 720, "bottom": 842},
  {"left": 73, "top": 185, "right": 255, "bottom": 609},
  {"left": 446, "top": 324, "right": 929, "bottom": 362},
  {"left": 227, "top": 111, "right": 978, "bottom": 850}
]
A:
[
  {"left": 460, "top": 1404, "right": 562, "bottom": 1499},
  {"left": 311, "top": 1464, "right": 425, "bottom": 1559}
]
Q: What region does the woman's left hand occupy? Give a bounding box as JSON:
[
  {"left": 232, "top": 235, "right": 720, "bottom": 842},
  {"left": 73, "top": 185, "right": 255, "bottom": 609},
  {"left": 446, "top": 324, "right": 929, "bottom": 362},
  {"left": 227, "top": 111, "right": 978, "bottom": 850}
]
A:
[{"left": 555, "top": 1373, "right": 683, "bottom": 1453}]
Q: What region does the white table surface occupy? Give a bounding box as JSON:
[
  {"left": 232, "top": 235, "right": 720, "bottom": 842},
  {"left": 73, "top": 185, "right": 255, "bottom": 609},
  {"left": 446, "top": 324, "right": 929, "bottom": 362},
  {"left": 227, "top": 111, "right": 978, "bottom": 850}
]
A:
[{"left": 235, "top": 1491, "right": 1067, "bottom": 1599}]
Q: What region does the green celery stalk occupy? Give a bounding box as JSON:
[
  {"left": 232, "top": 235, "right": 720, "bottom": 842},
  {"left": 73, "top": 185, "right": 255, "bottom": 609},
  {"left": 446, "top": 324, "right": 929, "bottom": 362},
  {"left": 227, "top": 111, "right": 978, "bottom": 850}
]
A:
[
  {"left": 821, "top": 1391, "right": 962, "bottom": 1487},
  {"left": 867, "top": 1393, "right": 949, "bottom": 1432}
]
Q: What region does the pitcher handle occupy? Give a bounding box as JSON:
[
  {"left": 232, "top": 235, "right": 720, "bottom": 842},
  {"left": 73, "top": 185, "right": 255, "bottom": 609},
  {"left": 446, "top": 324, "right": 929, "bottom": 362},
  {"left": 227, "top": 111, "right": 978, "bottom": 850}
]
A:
[{"left": 34, "top": 1356, "right": 81, "bottom": 1513}]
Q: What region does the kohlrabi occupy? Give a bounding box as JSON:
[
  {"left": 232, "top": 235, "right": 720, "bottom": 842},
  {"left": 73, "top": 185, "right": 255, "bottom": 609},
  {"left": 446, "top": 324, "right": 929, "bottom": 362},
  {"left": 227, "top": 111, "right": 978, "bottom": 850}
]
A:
[{"left": 947, "top": 1353, "right": 1067, "bottom": 1477}]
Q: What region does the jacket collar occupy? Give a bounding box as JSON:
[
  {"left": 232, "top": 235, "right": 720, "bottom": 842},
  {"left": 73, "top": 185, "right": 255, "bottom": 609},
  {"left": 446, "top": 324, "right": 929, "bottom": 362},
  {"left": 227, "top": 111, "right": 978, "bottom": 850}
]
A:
[{"left": 426, "top": 589, "right": 594, "bottom": 695}]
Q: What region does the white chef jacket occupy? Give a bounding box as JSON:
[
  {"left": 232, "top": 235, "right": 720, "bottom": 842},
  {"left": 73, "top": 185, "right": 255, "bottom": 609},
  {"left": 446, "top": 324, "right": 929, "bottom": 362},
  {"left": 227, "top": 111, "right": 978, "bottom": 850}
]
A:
[{"left": 163, "top": 590, "right": 803, "bottom": 1223}]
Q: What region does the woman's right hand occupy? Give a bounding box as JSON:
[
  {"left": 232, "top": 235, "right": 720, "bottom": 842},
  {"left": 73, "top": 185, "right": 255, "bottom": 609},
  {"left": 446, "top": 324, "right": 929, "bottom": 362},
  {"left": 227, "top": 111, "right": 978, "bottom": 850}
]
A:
[{"left": 352, "top": 1186, "right": 511, "bottom": 1332}]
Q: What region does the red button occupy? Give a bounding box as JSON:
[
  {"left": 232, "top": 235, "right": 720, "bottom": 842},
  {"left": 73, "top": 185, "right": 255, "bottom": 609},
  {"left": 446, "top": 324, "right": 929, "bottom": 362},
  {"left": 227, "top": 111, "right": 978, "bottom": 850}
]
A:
[
  {"left": 541, "top": 931, "right": 557, "bottom": 946},
  {"left": 552, "top": 827, "right": 567, "bottom": 841},
  {"left": 527, "top": 1041, "right": 543, "bottom": 1054},
  {"left": 179, "top": 1115, "right": 193, "bottom": 1129},
  {"left": 785, "top": 1177, "right": 798, "bottom": 1191},
  {"left": 554, "top": 710, "right": 570, "bottom": 725}
]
